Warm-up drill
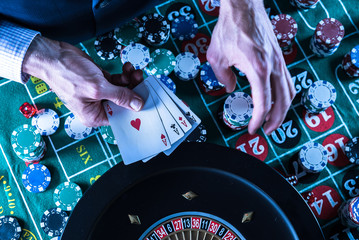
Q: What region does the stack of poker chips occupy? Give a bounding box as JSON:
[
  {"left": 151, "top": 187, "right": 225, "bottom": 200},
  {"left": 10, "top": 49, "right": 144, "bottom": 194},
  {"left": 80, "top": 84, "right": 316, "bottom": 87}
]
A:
[
  {"left": 94, "top": 31, "right": 122, "bottom": 60},
  {"left": 40, "top": 208, "right": 68, "bottom": 237},
  {"left": 271, "top": 14, "right": 298, "bottom": 51},
  {"left": 114, "top": 20, "right": 142, "bottom": 46},
  {"left": 199, "top": 62, "right": 226, "bottom": 96},
  {"left": 139, "top": 13, "right": 171, "bottom": 46},
  {"left": 222, "top": 92, "right": 254, "bottom": 131},
  {"left": 22, "top": 164, "right": 51, "bottom": 193},
  {"left": 342, "top": 45, "right": 359, "bottom": 77},
  {"left": 11, "top": 124, "right": 47, "bottom": 163},
  {"left": 301, "top": 80, "right": 337, "bottom": 114},
  {"left": 310, "top": 18, "right": 345, "bottom": 57},
  {"left": 289, "top": 0, "right": 320, "bottom": 9},
  {"left": 171, "top": 16, "right": 198, "bottom": 41},
  {"left": 338, "top": 197, "right": 359, "bottom": 228},
  {"left": 344, "top": 137, "right": 359, "bottom": 165},
  {"left": 155, "top": 75, "right": 176, "bottom": 94},
  {"left": 298, "top": 142, "right": 328, "bottom": 173},
  {"left": 53, "top": 182, "right": 83, "bottom": 211},
  {"left": 120, "top": 43, "right": 151, "bottom": 70},
  {"left": 0, "top": 215, "right": 22, "bottom": 239},
  {"left": 174, "top": 52, "right": 201, "bottom": 81}
]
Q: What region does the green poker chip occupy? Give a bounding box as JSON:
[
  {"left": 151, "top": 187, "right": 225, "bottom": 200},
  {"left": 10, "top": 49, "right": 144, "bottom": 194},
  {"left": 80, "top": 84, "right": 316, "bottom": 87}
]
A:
[
  {"left": 114, "top": 20, "right": 142, "bottom": 46},
  {"left": 11, "top": 124, "right": 43, "bottom": 155},
  {"left": 53, "top": 182, "right": 83, "bottom": 211},
  {"left": 146, "top": 49, "right": 176, "bottom": 76},
  {"left": 100, "top": 126, "right": 117, "bottom": 145}
]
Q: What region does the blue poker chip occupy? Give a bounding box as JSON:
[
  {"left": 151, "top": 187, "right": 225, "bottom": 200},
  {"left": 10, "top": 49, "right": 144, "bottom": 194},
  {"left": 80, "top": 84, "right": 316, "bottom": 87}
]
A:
[
  {"left": 350, "top": 45, "right": 359, "bottom": 68},
  {"left": 40, "top": 208, "right": 68, "bottom": 237},
  {"left": 171, "top": 16, "right": 198, "bottom": 41},
  {"left": 22, "top": 164, "right": 51, "bottom": 193},
  {"left": 200, "top": 62, "right": 225, "bottom": 90},
  {"left": 0, "top": 216, "right": 22, "bottom": 240},
  {"left": 156, "top": 75, "right": 176, "bottom": 94}
]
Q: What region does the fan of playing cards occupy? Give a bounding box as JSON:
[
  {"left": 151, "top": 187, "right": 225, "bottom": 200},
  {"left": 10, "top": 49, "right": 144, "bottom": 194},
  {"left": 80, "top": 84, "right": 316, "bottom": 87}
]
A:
[{"left": 104, "top": 76, "right": 201, "bottom": 165}]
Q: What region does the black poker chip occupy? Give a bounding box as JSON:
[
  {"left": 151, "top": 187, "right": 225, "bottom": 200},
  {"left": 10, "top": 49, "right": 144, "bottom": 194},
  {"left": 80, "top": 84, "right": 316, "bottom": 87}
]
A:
[
  {"left": 165, "top": 2, "right": 196, "bottom": 22},
  {"left": 94, "top": 31, "right": 122, "bottom": 60},
  {"left": 140, "top": 13, "right": 170, "bottom": 45},
  {"left": 345, "top": 137, "right": 359, "bottom": 164},
  {"left": 185, "top": 123, "right": 207, "bottom": 142}
]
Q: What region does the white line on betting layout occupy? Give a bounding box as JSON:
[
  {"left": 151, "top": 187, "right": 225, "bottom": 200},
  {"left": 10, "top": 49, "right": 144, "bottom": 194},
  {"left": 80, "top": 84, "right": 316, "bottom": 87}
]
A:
[{"left": 0, "top": 144, "right": 44, "bottom": 240}]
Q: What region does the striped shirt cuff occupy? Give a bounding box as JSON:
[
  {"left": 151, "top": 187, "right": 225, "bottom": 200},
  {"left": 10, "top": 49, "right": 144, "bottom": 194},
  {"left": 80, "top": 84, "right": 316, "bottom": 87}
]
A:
[{"left": 0, "top": 21, "right": 40, "bottom": 83}]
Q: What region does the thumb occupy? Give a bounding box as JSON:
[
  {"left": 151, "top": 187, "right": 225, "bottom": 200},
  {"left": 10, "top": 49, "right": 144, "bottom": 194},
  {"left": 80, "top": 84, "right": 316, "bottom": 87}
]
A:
[{"left": 106, "top": 86, "right": 144, "bottom": 111}]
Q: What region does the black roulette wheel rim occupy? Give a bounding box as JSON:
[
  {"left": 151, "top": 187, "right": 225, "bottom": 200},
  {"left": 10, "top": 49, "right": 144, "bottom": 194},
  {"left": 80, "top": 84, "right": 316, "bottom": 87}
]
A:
[{"left": 62, "top": 143, "right": 324, "bottom": 240}]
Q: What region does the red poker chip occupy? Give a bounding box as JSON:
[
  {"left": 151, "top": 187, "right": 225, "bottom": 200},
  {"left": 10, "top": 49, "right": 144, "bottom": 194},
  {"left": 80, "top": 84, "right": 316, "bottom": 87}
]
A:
[
  {"left": 271, "top": 14, "right": 298, "bottom": 41},
  {"left": 315, "top": 18, "right": 345, "bottom": 46}
]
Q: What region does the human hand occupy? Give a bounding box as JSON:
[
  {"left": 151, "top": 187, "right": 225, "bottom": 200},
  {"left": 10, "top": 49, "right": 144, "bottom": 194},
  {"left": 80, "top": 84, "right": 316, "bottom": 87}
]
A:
[
  {"left": 207, "top": 0, "right": 296, "bottom": 135},
  {"left": 22, "top": 36, "right": 144, "bottom": 127}
]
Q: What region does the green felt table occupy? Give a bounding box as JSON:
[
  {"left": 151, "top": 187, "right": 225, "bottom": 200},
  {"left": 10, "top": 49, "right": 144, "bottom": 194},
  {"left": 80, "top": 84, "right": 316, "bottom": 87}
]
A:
[{"left": 1, "top": 0, "right": 359, "bottom": 239}]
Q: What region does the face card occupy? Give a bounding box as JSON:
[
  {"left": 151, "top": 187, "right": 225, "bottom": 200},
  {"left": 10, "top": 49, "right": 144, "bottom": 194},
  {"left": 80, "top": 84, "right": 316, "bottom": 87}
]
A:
[
  {"left": 145, "top": 76, "right": 192, "bottom": 133},
  {"left": 145, "top": 82, "right": 185, "bottom": 145},
  {"left": 104, "top": 82, "right": 171, "bottom": 165}
]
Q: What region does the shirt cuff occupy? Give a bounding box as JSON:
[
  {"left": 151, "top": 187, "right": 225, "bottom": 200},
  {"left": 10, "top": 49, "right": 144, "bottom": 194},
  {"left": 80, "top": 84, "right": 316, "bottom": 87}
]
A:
[{"left": 0, "top": 20, "right": 40, "bottom": 83}]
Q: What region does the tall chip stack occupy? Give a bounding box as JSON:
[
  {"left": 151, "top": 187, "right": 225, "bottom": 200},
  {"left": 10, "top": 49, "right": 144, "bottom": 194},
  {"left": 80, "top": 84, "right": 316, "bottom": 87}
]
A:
[
  {"left": 301, "top": 80, "right": 337, "bottom": 113},
  {"left": 289, "top": 0, "right": 320, "bottom": 9},
  {"left": 139, "top": 13, "right": 170, "bottom": 46},
  {"left": 271, "top": 14, "right": 298, "bottom": 51},
  {"left": 11, "top": 124, "right": 47, "bottom": 163},
  {"left": 342, "top": 45, "right": 359, "bottom": 77},
  {"left": 310, "top": 18, "right": 345, "bottom": 57},
  {"left": 298, "top": 142, "right": 328, "bottom": 173},
  {"left": 222, "top": 92, "right": 254, "bottom": 131},
  {"left": 338, "top": 196, "right": 359, "bottom": 228}
]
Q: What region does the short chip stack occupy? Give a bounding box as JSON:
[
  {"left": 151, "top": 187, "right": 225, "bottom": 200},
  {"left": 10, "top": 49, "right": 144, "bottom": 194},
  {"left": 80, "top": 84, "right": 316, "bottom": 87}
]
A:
[
  {"left": 185, "top": 123, "right": 207, "bottom": 142},
  {"left": 310, "top": 18, "right": 345, "bottom": 57},
  {"left": 271, "top": 14, "right": 298, "bottom": 51},
  {"left": 342, "top": 45, "right": 359, "bottom": 77},
  {"left": 139, "top": 13, "right": 171, "bottom": 46},
  {"left": 222, "top": 92, "right": 254, "bottom": 131},
  {"left": 0, "top": 215, "right": 22, "bottom": 240},
  {"left": 301, "top": 80, "right": 337, "bottom": 113},
  {"left": 156, "top": 75, "right": 176, "bottom": 93},
  {"left": 94, "top": 31, "right": 122, "bottom": 60},
  {"left": 22, "top": 164, "right": 51, "bottom": 193},
  {"left": 338, "top": 196, "right": 359, "bottom": 228},
  {"left": 171, "top": 16, "right": 198, "bottom": 41},
  {"left": 345, "top": 137, "right": 359, "bottom": 165},
  {"left": 298, "top": 142, "right": 328, "bottom": 173},
  {"left": 289, "top": 0, "right": 320, "bottom": 9},
  {"left": 174, "top": 52, "right": 201, "bottom": 81},
  {"left": 145, "top": 49, "right": 176, "bottom": 76},
  {"left": 114, "top": 20, "right": 142, "bottom": 46},
  {"left": 53, "top": 182, "right": 83, "bottom": 211},
  {"left": 11, "top": 124, "right": 47, "bottom": 162},
  {"left": 199, "top": 62, "right": 225, "bottom": 96},
  {"left": 40, "top": 208, "right": 68, "bottom": 237}
]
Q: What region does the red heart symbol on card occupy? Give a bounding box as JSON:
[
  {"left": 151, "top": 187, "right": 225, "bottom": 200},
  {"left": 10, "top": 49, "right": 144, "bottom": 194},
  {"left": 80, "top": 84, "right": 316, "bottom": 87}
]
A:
[
  {"left": 161, "top": 134, "right": 167, "bottom": 146},
  {"left": 131, "top": 118, "right": 141, "bottom": 131},
  {"left": 106, "top": 104, "right": 113, "bottom": 116}
]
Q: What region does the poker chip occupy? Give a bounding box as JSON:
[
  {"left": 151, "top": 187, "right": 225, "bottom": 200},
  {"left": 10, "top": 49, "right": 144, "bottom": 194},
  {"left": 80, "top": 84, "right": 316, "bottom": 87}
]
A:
[
  {"left": 31, "top": 108, "right": 60, "bottom": 136},
  {"left": 53, "top": 182, "right": 83, "bottom": 211},
  {"left": 145, "top": 49, "right": 176, "bottom": 76},
  {"left": 121, "top": 43, "right": 150, "bottom": 70},
  {"left": 174, "top": 52, "right": 201, "bottom": 81},
  {"left": 94, "top": 31, "right": 122, "bottom": 60},
  {"left": 64, "top": 114, "right": 93, "bottom": 140},
  {"left": 171, "top": 16, "right": 198, "bottom": 41},
  {"left": 100, "top": 126, "right": 117, "bottom": 145},
  {"left": 200, "top": 62, "right": 225, "bottom": 91},
  {"left": 298, "top": 142, "right": 328, "bottom": 173},
  {"left": 11, "top": 124, "right": 42, "bottom": 155},
  {"left": 139, "top": 13, "right": 170, "bottom": 46},
  {"left": 40, "top": 208, "right": 68, "bottom": 237},
  {"left": 350, "top": 45, "right": 359, "bottom": 68},
  {"left": 338, "top": 197, "right": 359, "bottom": 228},
  {"left": 185, "top": 123, "right": 207, "bottom": 142},
  {"left": 156, "top": 75, "right": 176, "bottom": 94},
  {"left": 345, "top": 137, "right": 359, "bottom": 164},
  {"left": 22, "top": 163, "right": 51, "bottom": 193},
  {"left": 223, "top": 92, "right": 254, "bottom": 126},
  {"left": 271, "top": 14, "right": 297, "bottom": 50},
  {"left": 302, "top": 80, "right": 336, "bottom": 113},
  {"left": 342, "top": 46, "right": 359, "bottom": 77},
  {"left": 0, "top": 216, "right": 22, "bottom": 240},
  {"left": 114, "top": 20, "right": 142, "bottom": 46}
]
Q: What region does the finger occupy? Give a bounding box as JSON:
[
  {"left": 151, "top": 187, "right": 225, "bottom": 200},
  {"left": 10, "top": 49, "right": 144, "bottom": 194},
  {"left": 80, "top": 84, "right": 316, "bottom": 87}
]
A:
[
  {"left": 207, "top": 55, "right": 237, "bottom": 93},
  {"left": 106, "top": 85, "right": 144, "bottom": 111},
  {"left": 128, "top": 69, "right": 144, "bottom": 89}
]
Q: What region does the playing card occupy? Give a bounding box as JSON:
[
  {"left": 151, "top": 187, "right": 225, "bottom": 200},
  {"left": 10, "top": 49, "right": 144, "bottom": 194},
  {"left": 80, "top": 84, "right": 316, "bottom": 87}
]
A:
[
  {"left": 145, "top": 81, "right": 185, "bottom": 144},
  {"left": 145, "top": 76, "right": 193, "bottom": 133},
  {"left": 104, "top": 82, "right": 171, "bottom": 165}
]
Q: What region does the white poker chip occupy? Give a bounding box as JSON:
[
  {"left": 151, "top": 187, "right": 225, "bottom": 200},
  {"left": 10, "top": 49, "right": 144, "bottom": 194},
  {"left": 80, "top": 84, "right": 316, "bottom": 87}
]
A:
[
  {"left": 223, "top": 92, "right": 253, "bottom": 123},
  {"left": 307, "top": 80, "right": 337, "bottom": 108},
  {"left": 299, "top": 142, "right": 328, "bottom": 173},
  {"left": 121, "top": 43, "right": 150, "bottom": 70},
  {"left": 64, "top": 114, "right": 92, "bottom": 140},
  {"left": 31, "top": 108, "right": 60, "bottom": 136},
  {"left": 174, "top": 52, "right": 200, "bottom": 81}
]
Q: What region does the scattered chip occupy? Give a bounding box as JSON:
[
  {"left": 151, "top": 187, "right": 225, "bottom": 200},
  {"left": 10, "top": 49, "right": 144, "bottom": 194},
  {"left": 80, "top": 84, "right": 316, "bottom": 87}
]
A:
[
  {"left": 53, "top": 182, "right": 83, "bottom": 211},
  {"left": 0, "top": 216, "right": 22, "bottom": 240},
  {"left": 22, "top": 163, "right": 51, "bottom": 193},
  {"left": 64, "top": 113, "right": 93, "bottom": 140},
  {"left": 40, "top": 208, "right": 68, "bottom": 237},
  {"left": 94, "top": 31, "right": 122, "bottom": 60}
]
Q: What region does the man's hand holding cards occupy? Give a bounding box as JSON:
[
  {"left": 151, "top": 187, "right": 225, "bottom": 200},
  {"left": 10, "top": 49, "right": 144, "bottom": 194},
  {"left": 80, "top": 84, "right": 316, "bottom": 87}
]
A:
[{"left": 104, "top": 76, "right": 201, "bottom": 165}]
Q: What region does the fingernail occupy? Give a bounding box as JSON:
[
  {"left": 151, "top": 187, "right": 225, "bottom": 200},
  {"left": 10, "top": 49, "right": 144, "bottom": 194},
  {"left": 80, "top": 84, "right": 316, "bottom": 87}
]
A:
[{"left": 130, "top": 97, "right": 143, "bottom": 111}]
